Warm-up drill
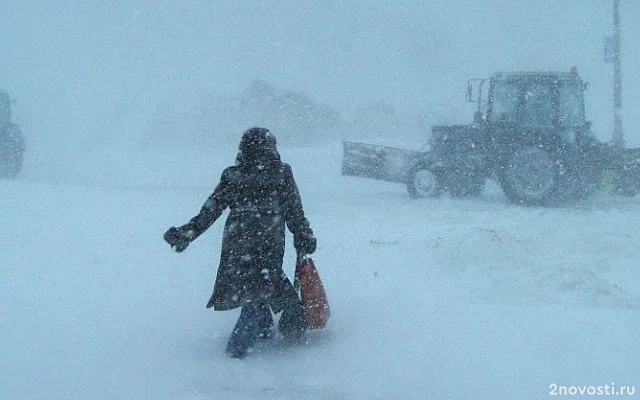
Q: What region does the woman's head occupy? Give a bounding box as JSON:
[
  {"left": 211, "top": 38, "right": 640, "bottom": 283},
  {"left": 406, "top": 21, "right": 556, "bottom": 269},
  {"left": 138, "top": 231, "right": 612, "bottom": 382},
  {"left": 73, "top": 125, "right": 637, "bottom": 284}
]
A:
[
  {"left": 237, "top": 127, "right": 279, "bottom": 168},
  {"left": 239, "top": 127, "right": 277, "bottom": 156}
]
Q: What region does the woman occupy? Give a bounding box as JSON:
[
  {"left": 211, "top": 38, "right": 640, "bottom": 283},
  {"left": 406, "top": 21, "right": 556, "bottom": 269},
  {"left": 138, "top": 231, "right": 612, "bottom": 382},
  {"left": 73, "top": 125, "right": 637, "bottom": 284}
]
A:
[{"left": 164, "top": 127, "right": 317, "bottom": 359}]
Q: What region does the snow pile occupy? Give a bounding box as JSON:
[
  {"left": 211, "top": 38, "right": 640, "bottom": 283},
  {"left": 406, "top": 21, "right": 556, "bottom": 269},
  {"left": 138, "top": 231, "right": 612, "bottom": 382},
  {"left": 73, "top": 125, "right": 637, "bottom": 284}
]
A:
[
  {"left": 143, "top": 80, "right": 425, "bottom": 150},
  {"left": 145, "top": 80, "right": 339, "bottom": 147}
]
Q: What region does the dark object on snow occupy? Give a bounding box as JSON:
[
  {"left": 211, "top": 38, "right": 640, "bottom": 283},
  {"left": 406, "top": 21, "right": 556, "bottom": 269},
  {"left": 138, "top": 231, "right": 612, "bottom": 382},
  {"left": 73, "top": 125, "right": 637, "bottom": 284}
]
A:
[
  {"left": 164, "top": 126, "right": 316, "bottom": 357},
  {"left": 0, "top": 91, "right": 25, "bottom": 179},
  {"left": 295, "top": 255, "right": 330, "bottom": 329},
  {"left": 343, "top": 69, "right": 640, "bottom": 206}
]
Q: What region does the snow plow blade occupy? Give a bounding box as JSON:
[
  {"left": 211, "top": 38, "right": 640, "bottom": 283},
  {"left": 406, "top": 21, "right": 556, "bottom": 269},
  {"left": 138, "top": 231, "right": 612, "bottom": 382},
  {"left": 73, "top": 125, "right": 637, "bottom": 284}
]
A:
[{"left": 341, "top": 141, "right": 423, "bottom": 184}]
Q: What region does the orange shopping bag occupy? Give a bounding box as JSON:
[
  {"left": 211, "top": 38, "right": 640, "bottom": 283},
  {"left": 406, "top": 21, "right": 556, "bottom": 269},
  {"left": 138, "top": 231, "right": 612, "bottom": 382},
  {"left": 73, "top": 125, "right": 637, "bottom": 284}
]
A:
[{"left": 294, "top": 255, "right": 330, "bottom": 329}]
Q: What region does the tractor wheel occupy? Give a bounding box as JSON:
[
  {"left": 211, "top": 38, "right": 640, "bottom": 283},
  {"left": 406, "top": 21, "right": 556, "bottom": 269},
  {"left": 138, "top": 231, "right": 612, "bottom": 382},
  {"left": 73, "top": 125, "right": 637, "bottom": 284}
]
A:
[
  {"left": 500, "top": 147, "right": 558, "bottom": 206},
  {"left": 407, "top": 164, "right": 442, "bottom": 198}
]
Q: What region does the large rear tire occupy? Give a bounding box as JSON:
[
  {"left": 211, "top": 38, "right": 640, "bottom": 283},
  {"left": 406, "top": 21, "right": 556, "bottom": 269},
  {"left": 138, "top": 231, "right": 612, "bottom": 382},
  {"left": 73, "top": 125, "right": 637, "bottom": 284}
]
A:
[
  {"left": 407, "top": 164, "right": 442, "bottom": 198},
  {"left": 500, "top": 147, "right": 558, "bottom": 206}
]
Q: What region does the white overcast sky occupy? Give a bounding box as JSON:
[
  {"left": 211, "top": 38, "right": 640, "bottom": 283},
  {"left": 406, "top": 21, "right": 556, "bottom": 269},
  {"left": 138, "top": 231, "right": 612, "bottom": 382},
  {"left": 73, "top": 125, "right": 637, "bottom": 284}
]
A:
[{"left": 2, "top": 1, "right": 639, "bottom": 145}]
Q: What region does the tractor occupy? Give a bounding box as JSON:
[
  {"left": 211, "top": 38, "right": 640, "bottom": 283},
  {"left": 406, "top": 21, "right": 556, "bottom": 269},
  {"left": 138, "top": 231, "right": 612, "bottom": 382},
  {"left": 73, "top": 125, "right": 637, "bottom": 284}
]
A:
[{"left": 342, "top": 69, "right": 640, "bottom": 206}]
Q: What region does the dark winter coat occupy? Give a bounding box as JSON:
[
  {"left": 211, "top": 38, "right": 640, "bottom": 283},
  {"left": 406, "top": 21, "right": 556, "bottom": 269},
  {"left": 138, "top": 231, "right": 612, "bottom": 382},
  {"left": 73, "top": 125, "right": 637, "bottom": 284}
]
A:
[{"left": 179, "top": 153, "right": 313, "bottom": 312}]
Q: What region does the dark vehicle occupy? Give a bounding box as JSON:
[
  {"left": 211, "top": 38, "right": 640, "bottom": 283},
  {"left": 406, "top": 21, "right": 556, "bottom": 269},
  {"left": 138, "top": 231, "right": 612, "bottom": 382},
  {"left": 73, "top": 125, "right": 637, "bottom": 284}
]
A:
[
  {"left": 342, "top": 69, "right": 640, "bottom": 206},
  {"left": 0, "top": 91, "right": 25, "bottom": 179}
]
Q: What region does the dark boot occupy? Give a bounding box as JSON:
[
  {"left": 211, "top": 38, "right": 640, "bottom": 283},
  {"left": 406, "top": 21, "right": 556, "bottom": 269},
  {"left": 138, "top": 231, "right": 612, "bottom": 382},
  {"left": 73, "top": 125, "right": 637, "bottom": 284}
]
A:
[
  {"left": 225, "top": 301, "right": 266, "bottom": 358},
  {"left": 269, "top": 275, "right": 307, "bottom": 344},
  {"left": 278, "top": 299, "right": 307, "bottom": 345}
]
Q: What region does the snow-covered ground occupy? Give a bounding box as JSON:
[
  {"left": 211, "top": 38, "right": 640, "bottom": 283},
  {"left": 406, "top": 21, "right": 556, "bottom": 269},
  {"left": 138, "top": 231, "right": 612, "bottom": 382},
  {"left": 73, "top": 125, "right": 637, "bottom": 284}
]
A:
[
  {"left": 3, "top": 2, "right": 640, "bottom": 397},
  {"left": 2, "top": 142, "right": 638, "bottom": 399}
]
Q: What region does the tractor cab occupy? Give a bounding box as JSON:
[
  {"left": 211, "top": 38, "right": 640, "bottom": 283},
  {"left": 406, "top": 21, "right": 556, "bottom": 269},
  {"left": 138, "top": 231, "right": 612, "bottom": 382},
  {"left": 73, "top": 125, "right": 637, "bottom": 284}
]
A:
[{"left": 486, "top": 70, "right": 587, "bottom": 129}]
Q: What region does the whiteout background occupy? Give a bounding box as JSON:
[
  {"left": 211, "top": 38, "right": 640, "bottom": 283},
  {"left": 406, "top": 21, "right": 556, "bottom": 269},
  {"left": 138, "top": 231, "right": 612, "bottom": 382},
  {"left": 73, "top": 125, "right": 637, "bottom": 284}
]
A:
[{"left": 2, "top": 1, "right": 639, "bottom": 399}]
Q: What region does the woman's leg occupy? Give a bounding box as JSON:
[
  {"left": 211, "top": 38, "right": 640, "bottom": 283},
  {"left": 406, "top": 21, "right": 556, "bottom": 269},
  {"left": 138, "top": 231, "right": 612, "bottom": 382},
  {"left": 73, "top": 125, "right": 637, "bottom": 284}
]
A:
[
  {"left": 277, "top": 293, "right": 307, "bottom": 344},
  {"left": 226, "top": 300, "right": 268, "bottom": 358},
  {"left": 256, "top": 303, "right": 274, "bottom": 339}
]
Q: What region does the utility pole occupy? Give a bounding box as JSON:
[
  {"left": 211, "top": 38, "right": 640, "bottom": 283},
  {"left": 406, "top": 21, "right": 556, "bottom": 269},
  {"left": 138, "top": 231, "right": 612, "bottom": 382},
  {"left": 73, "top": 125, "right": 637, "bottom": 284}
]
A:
[{"left": 612, "top": 0, "right": 624, "bottom": 148}]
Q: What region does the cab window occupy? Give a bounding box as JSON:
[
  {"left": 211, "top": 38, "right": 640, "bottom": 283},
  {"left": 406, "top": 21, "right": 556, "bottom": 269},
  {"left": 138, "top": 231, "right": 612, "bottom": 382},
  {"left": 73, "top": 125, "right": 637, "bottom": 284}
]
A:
[
  {"left": 489, "top": 81, "right": 520, "bottom": 123},
  {"left": 558, "top": 81, "right": 585, "bottom": 126},
  {"left": 521, "top": 81, "right": 555, "bottom": 125}
]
